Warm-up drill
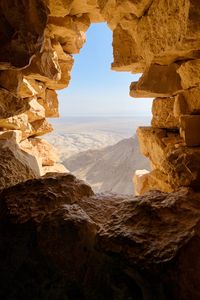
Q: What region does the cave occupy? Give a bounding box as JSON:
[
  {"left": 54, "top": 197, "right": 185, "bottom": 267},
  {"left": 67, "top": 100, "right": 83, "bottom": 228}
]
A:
[{"left": 0, "top": 0, "right": 200, "bottom": 299}]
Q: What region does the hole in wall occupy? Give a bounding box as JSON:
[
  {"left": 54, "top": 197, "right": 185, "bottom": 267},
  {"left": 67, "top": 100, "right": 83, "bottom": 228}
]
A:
[
  {"left": 58, "top": 23, "right": 153, "bottom": 118},
  {"left": 45, "top": 23, "right": 152, "bottom": 195}
]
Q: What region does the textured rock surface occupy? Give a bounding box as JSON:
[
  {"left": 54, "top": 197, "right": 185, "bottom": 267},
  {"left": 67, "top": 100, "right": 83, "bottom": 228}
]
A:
[
  {"left": 152, "top": 97, "right": 179, "bottom": 129},
  {"left": 130, "top": 64, "right": 183, "bottom": 98},
  {"left": 137, "top": 126, "right": 200, "bottom": 190},
  {"left": 133, "top": 169, "right": 173, "bottom": 195},
  {"left": 1, "top": 1, "right": 200, "bottom": 300},
  {"left": 0, "top": 0, "right": 200, "bottom": 192},
  {"left": 0, "top": 131, "right": 41, "bottom": 190},
  {"left": 1, "top": 174, "right": 200, "bottom": 299}
]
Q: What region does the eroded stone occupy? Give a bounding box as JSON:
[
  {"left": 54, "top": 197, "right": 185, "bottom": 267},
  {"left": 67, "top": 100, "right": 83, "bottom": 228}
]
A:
[
  {"left": 130, "top": 64, "right": 183, "bottom": 98},
  {"left": 152, "top": 97, "right": 179, "bottom": 129},
  {"left": 180, "top": 115, "right": 200, "bottom": 146}
]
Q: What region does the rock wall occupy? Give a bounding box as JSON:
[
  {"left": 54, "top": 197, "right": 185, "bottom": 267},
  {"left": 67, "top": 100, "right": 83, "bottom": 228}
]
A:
[
  {"left": 0, "top": 0, "right": 200, "bottom": 192},
  {"left": 130, "top": 0, "right": 200, "bottom": 193},
  {"left": 1, "top": 2, "right": 200, "bottom": 298}
]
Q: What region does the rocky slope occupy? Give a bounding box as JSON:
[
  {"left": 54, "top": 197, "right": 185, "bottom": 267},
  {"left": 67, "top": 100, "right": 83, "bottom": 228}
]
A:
[
  {"left": 1, "top": 173, "right": 200, "bottom": 300},
  {"left": 63, "top": 136, "right": 149, "bottom": 194},
  {"left": 44, "top": 117, "right": 150, "bottom": 161}
]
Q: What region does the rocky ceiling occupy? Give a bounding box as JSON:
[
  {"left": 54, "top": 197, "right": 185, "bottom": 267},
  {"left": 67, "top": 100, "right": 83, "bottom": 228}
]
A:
[{"left": 0, "top": 0, "right": 200, "bottom": 192}]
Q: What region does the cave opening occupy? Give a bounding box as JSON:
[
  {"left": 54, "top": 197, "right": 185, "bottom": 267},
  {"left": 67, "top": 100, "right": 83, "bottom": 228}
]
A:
[
  {"left": 1, "top": 2, "right": 200, "bottom": 300},
  {"left": 58, "top": 22, "right": 153, "bottom": 118},
  {"left": 45, "top": 22, "right": 152, "bottom": 195}
]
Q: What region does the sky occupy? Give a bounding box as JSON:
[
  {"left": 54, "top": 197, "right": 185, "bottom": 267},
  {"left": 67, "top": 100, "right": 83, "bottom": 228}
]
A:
[{"left": 58, "top": 23, "right": 153, "bottom": 117}]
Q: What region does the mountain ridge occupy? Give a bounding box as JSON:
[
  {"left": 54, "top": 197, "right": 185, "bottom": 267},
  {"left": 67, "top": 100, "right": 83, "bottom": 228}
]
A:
[{"left": 63, "top": 136, "right": 150, "bottom": 194}]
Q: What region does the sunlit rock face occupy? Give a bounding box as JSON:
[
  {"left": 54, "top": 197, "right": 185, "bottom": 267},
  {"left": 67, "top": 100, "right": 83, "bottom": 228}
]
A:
[{"left": 0, "top": 0, "right": 200, "bottom": 191}]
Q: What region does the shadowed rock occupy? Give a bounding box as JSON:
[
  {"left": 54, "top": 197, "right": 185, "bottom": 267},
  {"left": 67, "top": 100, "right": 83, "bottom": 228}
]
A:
[{"left": 0, "top": 174, "right": 200, "bottom": 299}]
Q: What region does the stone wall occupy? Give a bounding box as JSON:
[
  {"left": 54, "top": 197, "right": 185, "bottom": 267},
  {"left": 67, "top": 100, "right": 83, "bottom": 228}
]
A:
[{"left": 0, "top": 0, "right": 200, "bottom": 192}]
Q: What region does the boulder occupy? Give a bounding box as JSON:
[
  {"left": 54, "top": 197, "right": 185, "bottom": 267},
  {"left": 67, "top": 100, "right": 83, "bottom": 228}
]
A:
[
  {"left": 0, "top": 131, "right": 41, "bottom": 190},
  {"left": 136, "top": 0, "right": 200, "bottom": 65},
  {"left": 177, "top": 58, "right": 200, "bottom": 89},
  {"left": 20, "top": 138, "right": 59, "bottom": 166},
  {"left": 134, "top": 169, "right": 173, "bottom": 195},
  {"left": 112, "top": 23, "right": 145, "bottom": 73},
  {"left": 130, "top": 64, "right": 183, "bottom": 98},
  {"left": 152, "top": 97, "right": 179, "bottom": 129},
  {"left": 38, "top": 89, "right": 59, "bottom": 118},
  {"left": 137, "top": 127, "right": 200, "bottom": 189},
  {"left": 1, "top": 175, "right": 200, "bottom": 299}
]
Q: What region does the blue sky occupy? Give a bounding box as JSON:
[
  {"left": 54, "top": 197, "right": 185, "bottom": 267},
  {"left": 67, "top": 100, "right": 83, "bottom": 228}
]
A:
[{"left": 58, "top": 23, "right": 152, "bottom": 117}]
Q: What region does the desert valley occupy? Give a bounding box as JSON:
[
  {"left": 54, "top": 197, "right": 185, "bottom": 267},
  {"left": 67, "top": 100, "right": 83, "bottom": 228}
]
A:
[{"left": 45, "top": 116, "right": 150, "bottom": 194}]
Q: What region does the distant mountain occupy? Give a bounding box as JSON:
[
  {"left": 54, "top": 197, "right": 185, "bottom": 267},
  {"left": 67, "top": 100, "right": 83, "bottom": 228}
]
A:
[
  {"left": 63, "top": 136, "right": 150, "bottom": 195},
  {"left": 45, "top": 116, "right": 151, "bottom": 161}
]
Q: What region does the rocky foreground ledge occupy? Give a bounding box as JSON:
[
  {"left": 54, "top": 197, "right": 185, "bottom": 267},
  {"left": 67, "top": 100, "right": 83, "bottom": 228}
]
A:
[{"left": 0, "top": 173, "right": 200, "bottom": 300}]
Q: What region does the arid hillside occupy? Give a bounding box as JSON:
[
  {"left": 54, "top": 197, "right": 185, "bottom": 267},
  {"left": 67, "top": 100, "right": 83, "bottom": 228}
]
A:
[{"left": 64, "top": 136, "right": 149, "bottom": 194}]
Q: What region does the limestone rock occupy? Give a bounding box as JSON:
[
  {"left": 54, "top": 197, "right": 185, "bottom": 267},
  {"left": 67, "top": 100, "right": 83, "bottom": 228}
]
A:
[
  {"left": 137, "top": 127, "right": 200, "bottom": 189},
  {"left": 152, "top": 97, "right": 179, "bottom": 129},
  {"left": 173, "top": 93, "right": 189, "bottom": 118},
  {"left": 44, "top": 0, "right": 72, "bottom": 17},
  {"left": 0, "top": 147, "right": 40, "bottom": 188},
  {"left": 180, "top": 115, "right": 200, "bottom": 146},
  {"left": 73, "top": 14, "right": 91, "bottom": 32},
  {"left": 1, "top": 0, "right": 200, "bottom": 225},
  {"left": 0, "top": 114, "right": 30, "bottom": 131},
  {"left": 0, "top": 114, "right": 52, "bottom": 139},
  {"left": 1, "top": 176, "right": 200, "bottom": 299},
  {"left": 112, "top": 23, "right": 145, "bottom": 73},
  {"left": 38, "top": 204, "right": 98, "bottom": 284},
  {"left": 136, "top": 0, "right": 200, "bottom": 65},
  {"left": 1, "top": 173, "right": 94, "bottom": 224},
  {"left": 23, "top": 39, "right": 61, "bottom": 83},
  {"left": 98, "top": 0, "right": 153, "bottom": 29},
  {"left": 137, "top": 127, "right": 167, "bottom": 168},
  {"left": 20, "top": 138, "right": 59, "bottom": 166},
  {"left": 182, "top": 87, "right": 200, "bottom": 114},
  {"left": 30, "top": 118, "right": 53, "bottom": 137},
  {"left": 0, "top": 93, "right": 47, "bottom": 133},
  {"left": 0, "top": 0, "right": 48, "bottom": 68},
  {"left": 0, "top": 70, "right": 45, "bottom": 98},
  {"left": 0, "top": 130, "right": 22, "bottom": 143},
  {"left": 177, "top": 59, "right": 200, "bottom": 89},
  {"left": 0, "top": 131, "right": 41, "bottom": 190},
  {"left": 130, "top": 64, "right": 183, "bottom": 98},
  {"left": 47, "top": 16, "right": 87, "bottom": 54},
  {"left": 133, "top": 169, "right": 150, "bottom": 195},
  {"left": 70, "top": 0, "right": 102, "bottom": 22},
  {"left": 0, "top": 89, "right": 30, "bottom": 119},
  {"left": 96, "top": 188, "right": 200, "bottom": 299},
  {"left": 47, "top": 41, "right": 74, "bottom": 90},
  {"left": 25, "top": 98, "right": 45, "bottom": 122},
  {"left": 186, "top": 0, "right": 200, "bottom": 40},
  {"left": 134, "top": 169, "right": 173, "bottom": 195},
  {"left": 20, "top": 137, "right": 68, "bottom": 177},
  {"left": 38, "top": 89, "right": 59, "bottom": 118}
]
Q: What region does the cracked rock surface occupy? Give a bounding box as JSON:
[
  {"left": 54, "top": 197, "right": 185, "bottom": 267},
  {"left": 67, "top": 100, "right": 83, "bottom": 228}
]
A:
[{"left": 0, "top": 174, "right": 200, "bottom": 300}]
